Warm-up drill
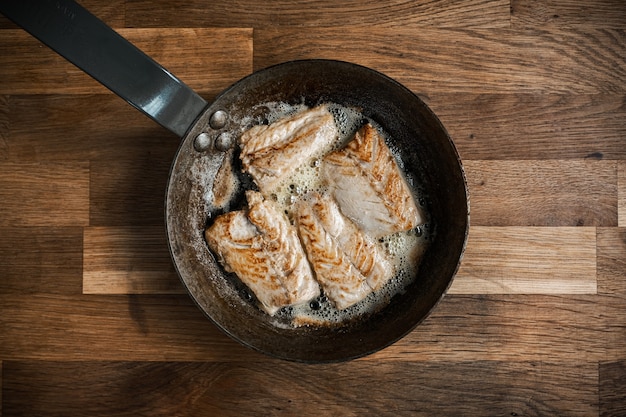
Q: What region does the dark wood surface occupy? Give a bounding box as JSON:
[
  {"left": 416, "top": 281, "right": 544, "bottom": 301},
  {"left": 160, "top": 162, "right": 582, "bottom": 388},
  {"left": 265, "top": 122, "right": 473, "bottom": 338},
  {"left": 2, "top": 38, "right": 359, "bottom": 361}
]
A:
[{"left": 1, "top": 1, "right": 626, "bottom": 415}]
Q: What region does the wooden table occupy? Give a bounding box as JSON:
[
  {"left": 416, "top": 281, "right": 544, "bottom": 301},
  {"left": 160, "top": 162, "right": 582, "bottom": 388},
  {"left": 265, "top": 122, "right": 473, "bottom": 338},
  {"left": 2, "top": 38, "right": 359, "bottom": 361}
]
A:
[{"left": 1, "top": 1, "right": 625, "bottom": 415}]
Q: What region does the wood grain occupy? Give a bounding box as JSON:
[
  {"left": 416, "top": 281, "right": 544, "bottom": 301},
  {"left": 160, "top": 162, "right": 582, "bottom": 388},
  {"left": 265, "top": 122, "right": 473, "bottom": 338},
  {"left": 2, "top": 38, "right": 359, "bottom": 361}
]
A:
[
  {"left": 1, "top": 0, "right": 625, "bottom": 414},
  {"left": 0, "top": 95, "right": 8, "bottom": 161},
  {"left": 0, "top": 162, "right": 89, "bottom": 227},
  {"left": 126, "top": 0, "right": 510, "bottom": 28},
  {"left": 0, "top": 294, "right": 258, "bottom": 362},
  {"left": 388, "top": 294, "right": 626, "bottom": 363},
  {"left": 617, "top": 161, "right": 626, "bottom": 227},
  {"left": 1, "top": 360, "right": 598, "bottom": 417},
  {"left": 253, "top": 27, "right": 626, "bottom": 94},
  {"left": 5, "top": 94, "right": 179, "bottom": 163},
  {"left": 452, "top": 226, "right": 596, "bottom": 294},
  {"left": 428, "top": 93, "right": 626, "bottom": 160},
  {"left": 0, "top": 227, "right": 83, "bottom": 295},
  {"left": 600, "top": 360, "right": 626, "bottom": 417},
  {"left": 83, "top": 226, "right": 597, "bottom": 296},
  {"left": 0, "top": 293, "right": 624, "bottom": 362},
  {"left": 465, "top": 160, "right": 617, "bottom": 226},
  {"left": 0, "top": 1, "right": 126, "bottom": 29},
  {"left": 597, "top": 227, "right": 626, "bottom": 296},
  {"left": 512, "top": 0, "right": 626, "bottom": 29},
  {"left": 89, "top": 148, "right": 176, "bottom": 227},
  {"left": 83, "top": 227, "right": 183, "bottom": 295},
  {"left": 0, "top": 28, "right": 253, "bottom": 95}
]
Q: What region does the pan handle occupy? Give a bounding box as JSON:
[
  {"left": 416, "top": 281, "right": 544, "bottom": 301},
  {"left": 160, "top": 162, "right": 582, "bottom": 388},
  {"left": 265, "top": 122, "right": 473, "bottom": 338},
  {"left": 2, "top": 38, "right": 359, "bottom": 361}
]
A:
[{"left": 0, "top": 0, "right": 208, "bottom": 138}]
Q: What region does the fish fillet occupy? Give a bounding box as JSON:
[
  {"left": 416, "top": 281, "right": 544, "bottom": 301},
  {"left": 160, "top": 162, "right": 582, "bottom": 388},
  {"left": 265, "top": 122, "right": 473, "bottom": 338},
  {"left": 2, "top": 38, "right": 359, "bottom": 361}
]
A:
[
  {"left": 239, "top": 105, "right": 338, "bottom": 194},
  {"left": 323, "top": 123, "right": 423, "bottom": 238},
  {"left": 205, "top": 191, "right": 319, "bottom": 315},
  {"left": 296, "top": 192, "right": 394, "bottom": 309}
]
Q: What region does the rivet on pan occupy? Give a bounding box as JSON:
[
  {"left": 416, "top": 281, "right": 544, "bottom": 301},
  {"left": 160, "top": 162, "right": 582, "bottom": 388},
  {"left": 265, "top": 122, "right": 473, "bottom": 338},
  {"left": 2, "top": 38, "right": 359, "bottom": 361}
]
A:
[
  {"left": 209, "top": 110, "right": 228, "bottom": 129},
  {"left": 214, "top": 132, "right": 234, "bottom": 151},
  {"left": 193, "top": 132, "right": 212, "bottom": 152}
]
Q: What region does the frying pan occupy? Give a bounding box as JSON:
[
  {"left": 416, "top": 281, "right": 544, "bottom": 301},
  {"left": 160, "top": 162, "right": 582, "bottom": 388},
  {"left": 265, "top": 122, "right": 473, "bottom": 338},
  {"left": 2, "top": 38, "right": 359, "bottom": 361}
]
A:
[{"left": 2, "top": 0, "right": 469, "bottom": 362}]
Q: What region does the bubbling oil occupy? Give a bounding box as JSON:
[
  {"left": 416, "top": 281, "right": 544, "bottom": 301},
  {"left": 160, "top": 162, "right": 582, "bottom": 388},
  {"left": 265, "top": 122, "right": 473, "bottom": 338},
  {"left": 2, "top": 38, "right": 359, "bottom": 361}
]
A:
[{"left": 213, "top": 101, "right": 432, "bottom": 327}]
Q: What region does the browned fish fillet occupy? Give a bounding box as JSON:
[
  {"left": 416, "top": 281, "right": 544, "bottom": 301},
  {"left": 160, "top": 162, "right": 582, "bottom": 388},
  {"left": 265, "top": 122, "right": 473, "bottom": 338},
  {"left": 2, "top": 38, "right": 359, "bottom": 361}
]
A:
[
  {"left": 205, "top": 191, "right": 319, "bottom": 315},
  {"left": 323, "top": 123, "right": 424, "bottom": 238},
  {"left": 296, "top": 192, "right": 393, "bottom": 310},
  {"left": 239, "top": 105, "right": 338, "bottom": 194}
]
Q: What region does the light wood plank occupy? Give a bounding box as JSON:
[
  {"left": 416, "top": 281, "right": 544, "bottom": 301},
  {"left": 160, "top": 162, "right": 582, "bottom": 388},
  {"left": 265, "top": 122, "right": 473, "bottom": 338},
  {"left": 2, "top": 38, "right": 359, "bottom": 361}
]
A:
[
  {"left": 126, "top": 0, "right": 510, "bottom": 28},
  {"left": 451, "top": 226, "right": 597, "bottom": 294},
  {"left": 254, "top": 27, "right": 626, "bottom": 94},
  {"left": 1, "top": 361, "right": 598, "bottom": 417},
  {"left": 82, "top": 226, "right": 598, "bottom": 296},
  {"left": 512, "top": 0, "right": 626, "bottom": 28},
  {"left": 80, "top": 219, "right": 598, "bottom": 295},
  {"left": 83, "top": 227, "right": 183, "bottom": 295},
  {"left": 0, "top": 162, "right": 89, "bottom": 227},
  {"left": 428, "top": 93, "right": 626, "bottom": 160},
  {"left": 619, "top": 162, "right": 626, "bottom": 227},
  {"left": 0, "top": 28, "right": 253, "bottom": 95},
  {"left": 0, "top": 227, "right": 83, "bottom": 295},
  {"left": 464, "top": 160, "right": 617, "bottom": 226}
]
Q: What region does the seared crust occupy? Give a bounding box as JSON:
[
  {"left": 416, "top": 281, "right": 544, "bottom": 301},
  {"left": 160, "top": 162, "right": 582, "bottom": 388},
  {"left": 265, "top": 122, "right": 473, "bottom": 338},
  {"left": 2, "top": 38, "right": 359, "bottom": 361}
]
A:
[
  {"left": 295, "top": 195, "right": 371, "bottom": 310},
  {"left": 205, "top": 191, "right": 318, "bottom": 315},
  {"left": 239, "top": 105, "right": 338, "bottom": 194},
  {"left": 296, "top": 192, "right": 393, "bottom": 309},
  {"left": 323, "top": 123, "right": 423, "bottom": 238}
]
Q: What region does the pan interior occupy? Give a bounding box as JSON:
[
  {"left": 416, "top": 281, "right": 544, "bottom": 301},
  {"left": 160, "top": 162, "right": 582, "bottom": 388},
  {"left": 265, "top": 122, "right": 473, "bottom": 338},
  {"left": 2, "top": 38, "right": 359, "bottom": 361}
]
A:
[{"left": 165, "top": 60, "right": 469, "bottom": 362}]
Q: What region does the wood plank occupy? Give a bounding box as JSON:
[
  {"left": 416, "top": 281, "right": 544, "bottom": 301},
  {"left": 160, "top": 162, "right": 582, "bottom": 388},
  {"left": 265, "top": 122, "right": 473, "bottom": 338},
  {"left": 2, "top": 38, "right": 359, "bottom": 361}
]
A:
[
  {"left": 253, "top": 27, "right": 626, "bottom": 94},
  {"left": 126, "top": 0, "right": 510, "bottom": 29},
  {"left": 428, "top": 93, "right": 626, "bottom": 160},
  {"left": 11, "top": 93, "right": 624, "bottom": 164},
  {"left": 5, "top": 94, "right": 179, "bottom": 163},
  {"left": 512, "top": 0, "right": 626, "bottom": 28},
  {"left": 0, "top": 294, "right": 623, "bottom": 362},
  {"left": 0, "top": 227, "right": 83, "bottom": 295},
  {"left": 0, "top": 28, "right": 252, "bottom": 95},
  {"left": 89, "top": 150, "right": 175, "bottom": 227},
  {"left": 1, "top": 360, "right": 598, "bottom": 417},
  {"left": 600, "top": 360, "right": 626, "bottom": 417},
  {"left": 0, "top": 0, "right": 126, "bottom": 29},
  {"left": 597, "top": 227, "right": 626, "bottom": 295},
  {"left": 465, "top": 160, "right": 617, "bottom": 226},
  {"left": 83, "top": 227, "right": 183, "bottom": 294},
  {"left": 0, "top": 95, "right": 7, "bottom": 161},
  {"left": 81, "top": 226, "right": 598, "bottom": 296},
  {"left": 617, "top": 161, "right": 626, "bottom": 227},
  {"left": 0, "top": 162, "right": 89, "bottom": 227},
  {"left": 79, "top": 222, "right": 602, "bottom": 296},
  {"left": 385, "top": 294, "right": 626, "bottom": 363},
  {"left": 451, "top": 226, "right": 597, "bottom": 294},
  {"left": 0, "top": 294, "right": 258, "bottom": 361}
]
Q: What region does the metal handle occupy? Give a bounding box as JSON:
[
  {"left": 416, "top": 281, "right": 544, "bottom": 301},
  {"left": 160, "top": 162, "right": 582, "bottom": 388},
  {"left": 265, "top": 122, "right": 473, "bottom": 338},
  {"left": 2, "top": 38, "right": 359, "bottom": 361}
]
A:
[{"left": 0, "top": 0, "right": 208, "bottom": 137}]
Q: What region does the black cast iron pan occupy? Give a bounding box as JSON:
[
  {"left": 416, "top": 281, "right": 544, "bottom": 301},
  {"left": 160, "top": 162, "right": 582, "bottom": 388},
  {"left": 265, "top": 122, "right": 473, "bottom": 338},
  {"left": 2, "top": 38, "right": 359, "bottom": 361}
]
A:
[{"left": 1, "top": 0, "right": 469, "bottom": 362}]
